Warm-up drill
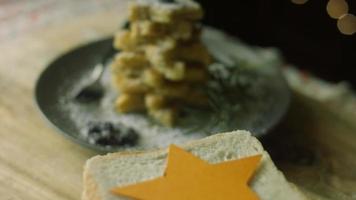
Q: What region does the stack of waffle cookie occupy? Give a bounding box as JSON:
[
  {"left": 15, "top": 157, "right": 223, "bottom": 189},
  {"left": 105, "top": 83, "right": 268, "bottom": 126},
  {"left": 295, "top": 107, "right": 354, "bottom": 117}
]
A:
[{"left": 111, "top": 0, "right": 212, "bottom": 126}]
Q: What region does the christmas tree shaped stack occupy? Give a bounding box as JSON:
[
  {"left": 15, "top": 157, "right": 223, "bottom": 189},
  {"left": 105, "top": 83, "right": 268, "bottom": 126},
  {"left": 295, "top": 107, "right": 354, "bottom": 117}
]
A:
[{"left": 111, "top": 0, "right": 212, "bottom": 126}]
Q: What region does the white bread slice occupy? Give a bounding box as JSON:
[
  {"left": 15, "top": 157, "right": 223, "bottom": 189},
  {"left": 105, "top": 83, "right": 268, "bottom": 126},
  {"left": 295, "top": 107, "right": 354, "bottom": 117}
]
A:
[{"left": 82, "top": 130, "right": 308, "bottom": 200}]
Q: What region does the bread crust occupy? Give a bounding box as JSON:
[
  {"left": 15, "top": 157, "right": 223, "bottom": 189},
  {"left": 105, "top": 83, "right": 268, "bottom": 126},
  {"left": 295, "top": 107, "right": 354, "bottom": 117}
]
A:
[
  {"left": 82, "top": 132, "right": 253, "bottom": 200},
  {"left": 82, "top": 164, "right": 102, "bottom": 200},
  {"left": 82, "top": 131, "right": 308, "bottom": 200}
]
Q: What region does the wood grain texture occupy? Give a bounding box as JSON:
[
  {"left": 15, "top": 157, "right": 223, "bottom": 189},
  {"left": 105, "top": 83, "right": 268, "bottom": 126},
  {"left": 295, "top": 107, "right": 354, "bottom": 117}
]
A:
[{"left": 0, "top": 3, "right": 128, "bottom": 199}]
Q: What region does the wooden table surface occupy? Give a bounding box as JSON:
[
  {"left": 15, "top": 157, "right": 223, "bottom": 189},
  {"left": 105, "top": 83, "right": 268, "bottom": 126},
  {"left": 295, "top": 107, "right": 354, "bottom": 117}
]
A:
[
  {"left": 1, "top": 1, "right": 356, "bottom": 199},
  {"left": 0, "top": 4, "right": 128, "bottom": 199}
]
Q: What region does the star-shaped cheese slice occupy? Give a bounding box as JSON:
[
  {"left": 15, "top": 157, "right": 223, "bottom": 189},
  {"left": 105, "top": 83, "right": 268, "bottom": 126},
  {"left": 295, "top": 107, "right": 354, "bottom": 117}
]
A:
[{"left": 111, "top": 145, "right": 262, "bottom": 200}]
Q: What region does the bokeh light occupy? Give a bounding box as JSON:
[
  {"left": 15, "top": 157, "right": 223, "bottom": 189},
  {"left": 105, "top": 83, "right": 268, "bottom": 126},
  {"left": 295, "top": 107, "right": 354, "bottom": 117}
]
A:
[
  {"left": 327, "top": 0, "right": 349, "bottom": 19},
  {"left": 337, "top": 14, "right": 356, "bottom": 35}
]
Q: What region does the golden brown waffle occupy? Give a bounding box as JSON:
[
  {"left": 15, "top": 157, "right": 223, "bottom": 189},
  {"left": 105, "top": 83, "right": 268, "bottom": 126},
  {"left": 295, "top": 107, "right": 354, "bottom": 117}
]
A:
[{"left": 111, "top": 0, "right": 212, "bottom": 126}]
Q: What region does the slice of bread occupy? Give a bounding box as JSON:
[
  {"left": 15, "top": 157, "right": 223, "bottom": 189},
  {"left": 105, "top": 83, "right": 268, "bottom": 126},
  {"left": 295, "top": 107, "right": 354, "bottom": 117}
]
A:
[{"left": 82, "top": 130, "right": 308, "bottom": 200}]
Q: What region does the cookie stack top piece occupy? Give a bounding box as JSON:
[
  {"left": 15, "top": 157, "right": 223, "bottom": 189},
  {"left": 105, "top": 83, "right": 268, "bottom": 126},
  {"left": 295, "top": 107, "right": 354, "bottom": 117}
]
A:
[
  {"left": 130, "top": 0, "right": 203, "bottom": 23},
  {"left": 111, "top": 0, "right": 212, "bottom": 126}
]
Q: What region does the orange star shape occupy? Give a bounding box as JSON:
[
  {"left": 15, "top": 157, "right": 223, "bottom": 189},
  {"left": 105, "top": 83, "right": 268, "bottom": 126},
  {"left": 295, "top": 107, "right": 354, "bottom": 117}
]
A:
[{"left": 112, "top": 145, "right": 262, "bottom": 200}]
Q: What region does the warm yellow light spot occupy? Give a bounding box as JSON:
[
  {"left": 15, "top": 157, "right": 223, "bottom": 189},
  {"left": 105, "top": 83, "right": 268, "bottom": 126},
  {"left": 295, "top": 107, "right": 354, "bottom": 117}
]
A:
[
  {"left": 327, "top": 0, "right": 349, "bottom": 19},
  {"left": 337, "top": 14, "right": 356, "bottom": 35},
  {"left": 291, "top": 0, "right": 309, "bottom": 5}
]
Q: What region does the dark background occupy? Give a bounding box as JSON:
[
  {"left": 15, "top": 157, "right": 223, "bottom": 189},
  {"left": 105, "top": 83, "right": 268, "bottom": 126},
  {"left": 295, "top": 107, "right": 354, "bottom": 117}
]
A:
[{"left": 197, "top": 0, "right": 356, "bottom": 88}]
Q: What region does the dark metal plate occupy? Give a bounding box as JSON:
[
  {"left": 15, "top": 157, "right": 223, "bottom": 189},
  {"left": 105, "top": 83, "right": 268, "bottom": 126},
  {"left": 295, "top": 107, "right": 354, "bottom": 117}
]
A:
[{"left": 35, "top": 27, "right": 290, "bottom": 152}]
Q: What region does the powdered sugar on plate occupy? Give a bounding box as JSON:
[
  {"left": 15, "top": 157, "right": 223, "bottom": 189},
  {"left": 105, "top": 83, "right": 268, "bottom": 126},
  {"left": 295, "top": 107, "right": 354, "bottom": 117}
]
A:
[{"left": 51, "top": 27, "right": 289, "bottom": 152}]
